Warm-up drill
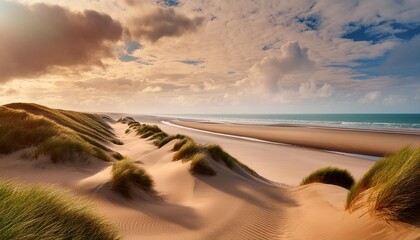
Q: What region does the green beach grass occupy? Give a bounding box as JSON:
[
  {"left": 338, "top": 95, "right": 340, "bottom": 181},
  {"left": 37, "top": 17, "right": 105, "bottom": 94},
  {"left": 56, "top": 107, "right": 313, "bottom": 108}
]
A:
[
  {"left": 173, "top": 140, "right": 201, "bottom": 162},
  {"left": 204, "top": 144, "right": 257, "bottom": 176},
  {"left": 123, "top": 120, "right": 260, "bottom": 178},
  {"left": 300, "top": 167, "right": 355, "bottom": 189},
  {"left": 189, "top": 153, "right": 216, "bottom": 176},
  {"left": 111, "top": 159, "right": 155, "bottom": 198},
  {"left": 0, "top": 181, "right": 119, "bottom": 240},
  {"left": 346, "top": 147, "right": 420, "bottom": 223},
  {"left": 0, "top": 105, "right": 122, "bottom": 163}
]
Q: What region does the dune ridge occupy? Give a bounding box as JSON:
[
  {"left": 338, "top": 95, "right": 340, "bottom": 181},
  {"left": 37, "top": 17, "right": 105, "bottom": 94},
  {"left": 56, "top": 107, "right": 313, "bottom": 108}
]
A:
[{"left": 0, "top": 104, "right": 419, "bottom": 239}]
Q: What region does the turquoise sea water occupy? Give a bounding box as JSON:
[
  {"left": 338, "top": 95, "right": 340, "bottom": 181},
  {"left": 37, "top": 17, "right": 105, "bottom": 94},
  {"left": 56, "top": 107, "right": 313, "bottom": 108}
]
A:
[{"left": 162, "top": 114, "right": 420, "bottom": 130}]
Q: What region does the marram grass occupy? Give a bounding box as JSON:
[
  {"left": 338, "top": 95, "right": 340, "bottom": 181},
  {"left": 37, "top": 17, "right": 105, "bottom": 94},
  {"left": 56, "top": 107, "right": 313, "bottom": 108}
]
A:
[
  {"left": 346, "top": 147, "right": 420, "bottom": 223},
  {"left": 173, "top": 138, "right": 190, "bottom": 151},
  {"left": 121, "top": 120, "right": 257, "bottom": 178},
  {"left": 204, "top": 144, "right": 257, "bottom": 176},
  {"left": 0, "top": 106, "right": 117, "bottom": 163},
  {"left": 6, "top": 103, "right": 119, "bottom": 146},
  {"left": 111, "top": 159, "right": 155, "bottom": 198},
  {"left": 173, "top": 140, "right": 201, "bottom": 162},
  {"left": 153, "top": 134, "right": 188, "bottom": 148},
  {"left": 300, "top": 167, "right": 355, "bottom": 189},
  {"left": 0, "top": 180, "right": 119, "bottom": 240},
  {"left": 189, "top": 153, "right": 216, "bottom": 176}
]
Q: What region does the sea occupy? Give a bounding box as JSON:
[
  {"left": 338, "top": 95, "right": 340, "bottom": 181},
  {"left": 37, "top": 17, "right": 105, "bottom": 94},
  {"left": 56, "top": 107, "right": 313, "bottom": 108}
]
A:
[{"left": 160, "top": 114, "right": 420, "bottom": 130}]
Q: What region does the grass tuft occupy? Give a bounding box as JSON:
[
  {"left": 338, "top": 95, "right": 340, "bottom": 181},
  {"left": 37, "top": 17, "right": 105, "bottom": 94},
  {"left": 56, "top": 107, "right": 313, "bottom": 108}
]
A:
[
  {"left": 346, "top": 147, "right": 420, "bottom": 223},
  {"left": 154, "top": 134, "right": 188, "bottom": 148},
  {"left": 173, "top": 140, "right": 201, "bottom": 162},
  {"left": 0, "top": 105, "right": 116, "bottom": 163},
  {"left": 111, "top": 152, "right": 124, "bottom": 160},
  {"left": 117, "top": 117, "right": 136, "bottom": 124},
  {"left": 6, "top": 103, "right": 119, "bottom": 146},
  {"left": 204, "top": 144, "right": 257, "bottom": 175},
  {"left": 149, "top": 132, "right": 168, "bottom": 141},
  {"left": 111, "top": 159, "right": 155, "bottom": 198},
  {"left": 120, "top": 119, "right": 259, "bottom": 178},
  {"left": 300, "top": 167, "right": 355, "bottom": 189},
  {"left": 0, "top": 181, "right": 119, "bottom": 239},
  {"left": 111, "top": 139, "right": 124, "bottom": 145},
  {"left": 173, "top": 138, "right": 190, "bottom": 151},
  {"left": 140, "top": 131, "right": 155, "bottom": 139},
  {"left": 204, "top": 144, "right": 236, "bottom": 169},
  {"left": 189, "top": 153, "right": 216, "bottom": 176}
]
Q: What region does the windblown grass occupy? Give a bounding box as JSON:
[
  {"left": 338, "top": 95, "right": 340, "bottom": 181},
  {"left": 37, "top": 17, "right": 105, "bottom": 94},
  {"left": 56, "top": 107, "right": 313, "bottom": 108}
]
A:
[
  {"left": 0, "top": 181, "right": 119, "bottom": 240},
  {"left": 140, "top": 130, "right": 156, "bottom": 139},
  {"left": 300, "top": 167, "right": 355, "bottom": 189},
  {"left": 204, "top": 144, "right": 236, "bottom": 168},
  {"left": 118, "top": 117, "right": 136, "bottom": 124},
  {"left": 0, "top": 106, "right": 116, "bottom": 162},
  {"left": 6, "top": 103, "right": 119, "bottom": 146},
  {"left": 135, "top": 124, "right": 163, "bottom": 137},
  {"left": 173, "top": 138, "right": 190, "bottom": 151},
  {"left": 120, "top": 120, "right": 258, "bottom": 178},
  {"left": 154, "top": 134, "right": 188, "bottom": 148},
  {"left": 189, "top": 153, "right": 216, "bottom": 176},
  {"left": 173, "top": 140, "right": 201, "bottom": 162},
  {"left": 111, "top": 159, "right": 155, "bottom": 198},
  {"left": 346, "top": 147, "right": 420, "bottom": 223},
  {"left": 149, "top": 132, "right": 168, "bottom": 141},
  {"left": 204, "top": 144, "right": 257, "bottom": 176}
]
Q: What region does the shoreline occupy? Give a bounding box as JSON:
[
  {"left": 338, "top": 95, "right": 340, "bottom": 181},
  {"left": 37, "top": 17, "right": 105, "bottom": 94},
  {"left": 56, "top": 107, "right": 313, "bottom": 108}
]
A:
[
  {"left": 152, "top": 114, "right": 420, "bottom": 133},
  {"left": 168, "top": 119, "right": 420, "bottom": 157},
  {"left": 129, "top": 115, "right": 375, "bottom": 184},
  {"left": 162, "top": 120, "right": 381, "bottom": 161}
]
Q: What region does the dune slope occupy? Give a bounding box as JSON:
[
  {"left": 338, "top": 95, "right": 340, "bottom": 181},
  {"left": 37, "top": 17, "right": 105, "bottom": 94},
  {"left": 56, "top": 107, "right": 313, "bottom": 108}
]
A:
[{"left": 0, "top": 105, "right": 418, "bottom": 239}]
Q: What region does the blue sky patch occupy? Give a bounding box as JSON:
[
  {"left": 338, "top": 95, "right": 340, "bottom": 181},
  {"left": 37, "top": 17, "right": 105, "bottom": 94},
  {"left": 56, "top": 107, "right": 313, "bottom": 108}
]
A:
[
  {"left": 126, "top": 41, "right": 142, "bottom": 54},
  {"left": 296, "top": 15, "right": 319, "bottom": 30},
  {"left": 349, "top": 52, "right": 420, "bottom": 79},
  {"left": 179, "top": 60, "right": 205, "bottom": 66},
  {"left": 119, "top": 41, "right": 142, "bottom": 62},
  {"left": 392, "top": 23, "right": 420, "bottom": 40},
  {"left": 157, "top": 0, "right": 179, "bottom": 7},
  {"left": 343, "top": 21, "right": 420, "bottom": 44},
  {"left": 119, "top": 55, "right": 139, "bottom": 62}
]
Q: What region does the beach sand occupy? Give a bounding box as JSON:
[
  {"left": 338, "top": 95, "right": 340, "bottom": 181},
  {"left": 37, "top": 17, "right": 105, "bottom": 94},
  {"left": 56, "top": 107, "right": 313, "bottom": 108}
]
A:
[{"left": 1, "top": 116, "right": 419, "bottom": 239}]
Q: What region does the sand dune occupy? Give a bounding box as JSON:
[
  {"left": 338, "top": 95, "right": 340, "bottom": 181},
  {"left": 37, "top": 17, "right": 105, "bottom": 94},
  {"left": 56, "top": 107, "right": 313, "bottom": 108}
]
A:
[{"left": 1, "top": 112, "right": 419, "bottom": 239}]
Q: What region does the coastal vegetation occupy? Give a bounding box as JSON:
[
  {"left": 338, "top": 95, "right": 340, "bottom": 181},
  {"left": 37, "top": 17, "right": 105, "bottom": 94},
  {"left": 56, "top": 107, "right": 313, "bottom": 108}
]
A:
[
  {"left": 0, "top": 105, "right": 122, "bottom": 163},
  {"left": 173, "top": 140, "right": 201, "bottom": 162},
  {"left": 111, "top": 159, "right": 155, "bottom": 198},
  {"left": 0, "top": 180, "right": 119, "bottom": 240},
  {"left": 300, "top": 167, "right": 355, "bottom": 189},
  {"left": 189, "top": 153, "right": 217, "bottom": 176},
  {"left": 123, "top": 119, "right": 258, "bottom": 177},
  {"left": 346, "top": 147, "right": 420, "bottom": 223}
]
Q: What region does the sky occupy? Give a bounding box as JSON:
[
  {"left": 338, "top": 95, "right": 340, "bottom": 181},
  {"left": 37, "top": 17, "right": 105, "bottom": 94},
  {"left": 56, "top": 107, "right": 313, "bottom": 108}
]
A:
[{"left": 0, "top": 0, "right": 419, "bottom": 114}]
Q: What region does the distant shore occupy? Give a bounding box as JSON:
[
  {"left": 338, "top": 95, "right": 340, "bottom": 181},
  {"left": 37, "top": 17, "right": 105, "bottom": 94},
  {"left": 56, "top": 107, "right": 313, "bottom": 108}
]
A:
[{"left": 167, "top": 119, "right": 420, "bottom": 157}]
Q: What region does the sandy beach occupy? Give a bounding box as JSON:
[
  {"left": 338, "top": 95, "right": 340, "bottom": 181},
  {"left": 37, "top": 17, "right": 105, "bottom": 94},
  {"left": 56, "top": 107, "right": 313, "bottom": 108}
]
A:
[
  {"left": 2, "top": 1, "right": 420, "bottom": 238},
  {"left": 169, "top": 119, "right": 420, "bottom": 157},
  {"left": 1, "top": 109, "right": 419, "bottom": 239}
]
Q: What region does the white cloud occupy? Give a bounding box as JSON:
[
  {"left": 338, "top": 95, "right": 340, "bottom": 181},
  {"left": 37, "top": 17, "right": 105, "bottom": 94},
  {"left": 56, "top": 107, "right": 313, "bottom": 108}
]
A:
[
  {"left": 3, "top": 0, "right": 420, "bottom": 113},
  {"left": 299, "top": 81, "right": 333, "bottom": 99},
  {"left": 383, "top": 95, "right": 406, "bottom": 106},
  {"left": 359, "top": 91, "right": 381, "bottom": 103},
  {"left": 142, "top": 86, "right": 162, "bottom": 93},
  {"left": 238, "top": 41, "right": 315, "bottom": 93}
]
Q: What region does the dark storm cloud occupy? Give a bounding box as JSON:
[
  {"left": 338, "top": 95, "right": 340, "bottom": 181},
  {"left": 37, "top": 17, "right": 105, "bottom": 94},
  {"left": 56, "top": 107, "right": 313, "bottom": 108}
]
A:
[{"left": 0, "top": 0, "right": 123, "bottom": 82}]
